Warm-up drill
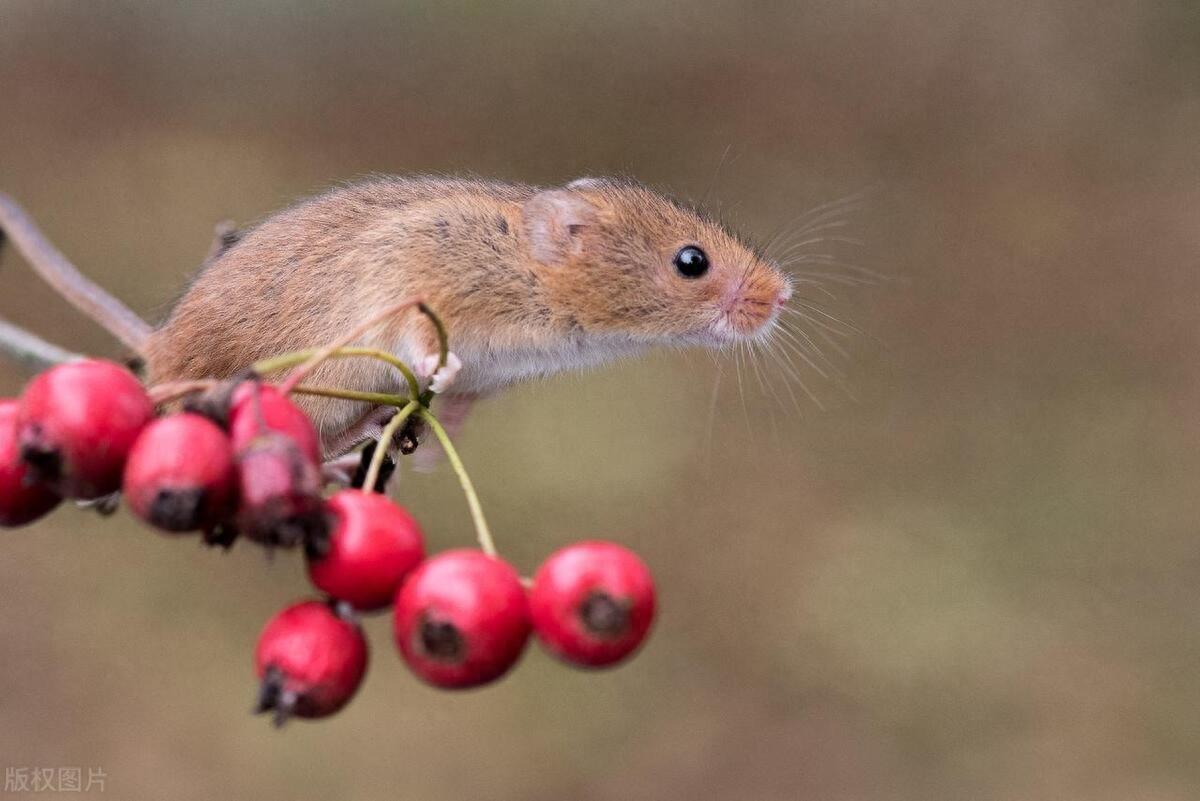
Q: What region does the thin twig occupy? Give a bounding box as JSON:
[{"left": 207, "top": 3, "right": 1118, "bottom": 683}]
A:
[
  {"left": 0, "top": 193, "right": 152, "bottom": 351},
  {"left": 0, "top": 315, "right": 81, "bottom": 371}
]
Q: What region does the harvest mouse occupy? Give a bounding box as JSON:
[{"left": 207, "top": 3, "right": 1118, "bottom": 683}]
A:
[{"left": 0, "top": 176, "right": 793, "bottom": 459}]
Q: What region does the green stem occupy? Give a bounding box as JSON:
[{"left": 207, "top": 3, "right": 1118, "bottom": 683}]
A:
[
  {"left": 417, "top": 303, "right": 449, "bottom": 369},
  {"left": 253, "top": 347, "right": 420, "bottom": 401},
  {"left": 147, "top": 379, "right": 413, "bottom": 410},
  {"left": 250, "top": 350, "right": 317, "bottom": 375},
  {"left": 418, "top": 408, "right": 496, "bottom": 557},
  {"left": 363, "top": 401, "right": 419, "bottom": 493},
  {"left": 291, "top": 385, "right": 412, "bottom": 408},
  {"left": 417, "top": 303, "right": 449, "bottom": 407},
  {"left": 278, "top": 298, "right": 425, "bottom": 397}
]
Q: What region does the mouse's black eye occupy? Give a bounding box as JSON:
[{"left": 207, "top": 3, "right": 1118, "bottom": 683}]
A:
[{"left": 673, "top": 246, "right": 709, "bottom": 278}]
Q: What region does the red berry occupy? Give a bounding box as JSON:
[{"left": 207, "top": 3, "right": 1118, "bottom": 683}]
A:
[
  {"left": 228, "top": 383, "right": 321, "bottom": 464},
  {"left": 235, "top": 434, "right": 327, "bottom": 549},
  {"left": 16, "top": 359, "right": 154, "bottom": 499},
  {"left": 122, "top": 413, "right": 237, "bottom": 533},
  {"left": 254, "top": 600, "right": 368, "bottom": 726},
  {"left": 393, "top": 550, "right": 530, "bottom": 689},
  {"left": 0, "top": 400, "right": 60, "bottom": 527},
  {"left": 529, "top": 541, "right": 655, "bottom": 668},
  {"left": 307, "top": 490, "right": 425, "bottom": 612}
]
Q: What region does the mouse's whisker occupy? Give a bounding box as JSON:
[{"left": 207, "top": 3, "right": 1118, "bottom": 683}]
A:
[
  {"left": 785, "top": 271, "right": 878, "bottom": 288},
  {"left": 782, "top": 247, "right": 868, "bottom": 262},
  {"left": 758, "top": 225, "right": 791, "bottom": 260},
  {"left": 778, "top": 252, "right": 847, "bottom": 267},
  {"left": 732, "top": 343, "right": 752, "bottom": 432},
  {"left": 751, "top": 346, "right": 790, "bottom": 433},
  {"left": 768, "top": 200, "right": 863, "bottom": 256},
  {"left": 761, "top": 344, "right": 806, "bottom": 414},
  {"left": 781, "top": 315, "right": 857, "bottom": 359},
  {"left": 758, "top": 330, "right": 807, "bottom": 387},
  {"left": 771, "top": 217, "right": 855, "bottom": 255},
  {"left": 775, "top": 321, "right": 860, "bottom": 404},
  {"left": 780, "top": 304, "right": 847, "bottom": 335},
  {"left": 758, "top": 212, "right": 820, "bottom": 260},
  {"left": 746, "top": 339, "right": 771, "bottom": 397},
  {"left": 733, "top": 253, "right": 758, "bottom": 302},
  {"left": 802, "top": 282, "right": 841, "bottom": 301},
  {"left": 774, "top": 316, "right": 829, "bottom": 357},
  {"left": 699, "top": 143, "right": 736, "bottom": 210},
  {"left": 772, "top": 323, "right": 837, "bottom": 380},
  {"left": 784, "top": 300, "right": 864, "bottom": 337},
  {"left": 758, "top": 334, "right": 823, "bottom": 410},
  {"left": 767, "top": 204, "right": 874, "bottom": 291},
  {"left": 782, "top": 317, "right": 853, "bottom": 364},
  {"left": 779, "top": 255, "right": 889, "bottom": 286},
  {"left": 704, "top": 352, "right": 724, "bottom": 455},
  {"left": 777, "top": 234, "right": 866, "bottom": 252},
  {"left": 782, "top": 312, "right": 855, "bottom": 372},
  {"left": 796, "top": 188, "right": 873, "bottom": 220},
  {"left": 790, "top": 189, "right": 873, "bottom": 230},
  {"left": 773, "top": 231, "right": 866, "bottom": 257}
]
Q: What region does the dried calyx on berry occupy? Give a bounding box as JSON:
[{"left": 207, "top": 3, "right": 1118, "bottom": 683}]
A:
[
  {"left": 306, "top": 489, "right": 425, "bottom": 612},
  {"left": 235, "top": 434, "right": 328, "bottom": 550},
  {"left": 122, "top": 413, "right": 238, "bottom": 533},
  {"left": 0, "top": 399, "right": 60, "bottom": 527},
  {"left": 253, "top": 599, "right": 368, "bottom": 727},
  {"left": 179, "top": 371, "right": 251, "bottom": 429},
  {"left": 16, "top": 359, "right": 154, "bottom": 499},
  {"left": 208, "top": 379, "right": 330, "bottom": 552},
  {"left": 202, "top": 521, "right": 240, "bottom": 550}
]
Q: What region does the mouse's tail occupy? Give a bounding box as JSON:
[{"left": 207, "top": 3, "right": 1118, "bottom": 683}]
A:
[{"left": 0, "top": 192, "right": 152, "bottom": 353}]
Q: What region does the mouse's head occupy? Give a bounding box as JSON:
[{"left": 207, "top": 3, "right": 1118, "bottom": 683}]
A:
[{"left": 523, "top": 178, "right": 791, "bottom": 346}]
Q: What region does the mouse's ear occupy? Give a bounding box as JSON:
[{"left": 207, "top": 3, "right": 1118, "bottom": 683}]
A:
[{"left": 523, "top": 189, "right": 596, "bottom": 265}]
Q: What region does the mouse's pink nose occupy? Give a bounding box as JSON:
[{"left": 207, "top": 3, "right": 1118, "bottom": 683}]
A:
[{"left": 776, "top": 283, "right": 793, "bottom": 306}]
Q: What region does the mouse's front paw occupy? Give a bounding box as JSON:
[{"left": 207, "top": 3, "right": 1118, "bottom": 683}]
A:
[{"left": 418, "top": 351, "right": 462, "bottom": 394}]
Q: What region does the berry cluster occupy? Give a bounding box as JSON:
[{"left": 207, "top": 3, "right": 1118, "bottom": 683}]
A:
[{"left": 0, "top": 304, "right": 657, "bottom": 726}]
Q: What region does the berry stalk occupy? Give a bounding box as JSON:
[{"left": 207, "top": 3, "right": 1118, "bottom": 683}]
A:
[
  {"left": 289, "top": 385, "right": 413, "bottom": 409},
  {"left": 150, "top": 378, "right": 414, "bottom": 411},
  {"left": 252, "top": 347, "right": 422, "bottom": 400},
  {"left": 416, "top": 301, "right": 449, "bottom": 407},
  {"left": 362, "top": 400, "right": 420, "bottom": 492},
  {"left": 418, "top": 408, "right": 496, "bottom": 558},
  {"left": 278, "top": 297, "right": 427, "bottom": 396}
]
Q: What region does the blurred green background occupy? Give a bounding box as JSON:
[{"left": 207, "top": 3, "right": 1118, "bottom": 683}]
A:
[{"left": 2, "top": 1, "right": 1199, "bottom": 799}]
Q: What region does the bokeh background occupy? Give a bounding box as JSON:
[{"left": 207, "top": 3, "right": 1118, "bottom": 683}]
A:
[{"left": 2, "top": 1, "right": 1199, "bottom": 799}]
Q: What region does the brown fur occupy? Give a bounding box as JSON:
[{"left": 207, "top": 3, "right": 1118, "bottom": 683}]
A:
[{"left": 145, "top": 176, "right": 788, "bottom": 446}]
